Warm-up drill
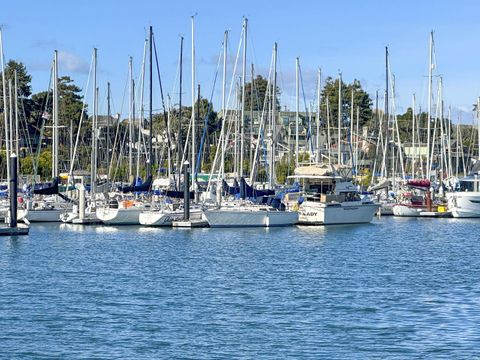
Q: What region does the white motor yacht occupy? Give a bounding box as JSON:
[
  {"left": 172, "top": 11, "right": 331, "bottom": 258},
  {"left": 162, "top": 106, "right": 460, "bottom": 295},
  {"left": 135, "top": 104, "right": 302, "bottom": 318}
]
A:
[
  {"left": 447, "top": 175, "right": 480, "bottom": 218},
  {"left": 286, "top": 165, "right": 379, "bottom": 225}
]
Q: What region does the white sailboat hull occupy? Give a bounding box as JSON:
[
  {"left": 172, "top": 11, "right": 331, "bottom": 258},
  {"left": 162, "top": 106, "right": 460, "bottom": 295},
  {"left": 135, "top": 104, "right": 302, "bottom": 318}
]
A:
[
  {"left": 204, "top": 208, "right": 297, "bottom": 228},
  {"left": 96, "top": 207, "right": 144, "bottom": 225},
  {"left": 298, "top": 201, "right": 378, "bottom": 225},
  {"left": 392, "top": 204, "right": 424, "bottom": 217},
  {"left": 139, "top": 208, "right": 203, "bottom": 226},
  {"left": 20, "top": 208, "right": 65, "bottom": 222}
]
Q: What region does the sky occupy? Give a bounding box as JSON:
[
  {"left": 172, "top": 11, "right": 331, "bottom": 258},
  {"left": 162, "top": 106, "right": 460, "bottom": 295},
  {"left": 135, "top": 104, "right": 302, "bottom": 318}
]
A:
[{"left": 2, "top": 0, "right": 480, "bottom": 123}]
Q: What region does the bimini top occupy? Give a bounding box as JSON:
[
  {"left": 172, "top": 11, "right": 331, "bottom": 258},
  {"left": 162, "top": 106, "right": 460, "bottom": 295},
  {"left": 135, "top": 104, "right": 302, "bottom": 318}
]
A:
[{"left": 287, "top": 164, "right": 343, "bottom": 180}]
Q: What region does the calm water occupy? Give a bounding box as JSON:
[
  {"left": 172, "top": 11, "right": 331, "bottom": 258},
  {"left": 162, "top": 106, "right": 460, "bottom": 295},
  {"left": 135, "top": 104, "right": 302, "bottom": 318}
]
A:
[{"left": 1, "top": 217, "right": 480, "bottom": 359}]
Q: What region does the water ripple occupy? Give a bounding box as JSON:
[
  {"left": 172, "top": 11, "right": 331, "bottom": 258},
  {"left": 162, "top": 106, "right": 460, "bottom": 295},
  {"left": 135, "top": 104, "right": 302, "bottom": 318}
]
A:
[{"left": 1, "top": 218, "right": 480, "bottom": 358}]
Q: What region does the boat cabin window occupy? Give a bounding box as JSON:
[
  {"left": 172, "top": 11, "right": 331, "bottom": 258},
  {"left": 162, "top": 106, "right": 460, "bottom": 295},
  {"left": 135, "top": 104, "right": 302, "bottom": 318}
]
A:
[
  {"left": 343, "top": 192, "right": 361, "bottom": 202},
  {"left": 459, "top": 180, "right": 477, "bottom": 192},
  {"left": 305, "top": 183, "right": 334, "bottom": 194}
]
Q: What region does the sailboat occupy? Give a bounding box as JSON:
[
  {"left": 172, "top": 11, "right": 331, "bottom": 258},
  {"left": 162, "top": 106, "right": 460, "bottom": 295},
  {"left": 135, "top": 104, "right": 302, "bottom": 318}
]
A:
[
  {"left": 20, "top": 51, "right": 73, "bottom": 222},
  {"left": 139, "top": 197, "right": 203, "bottom": 226},
  {"left": 203, "top": 36, "right": 298, "bottom": 228},
  {"left": 97, "top": 28, "right": 155, "bottom": 226}
]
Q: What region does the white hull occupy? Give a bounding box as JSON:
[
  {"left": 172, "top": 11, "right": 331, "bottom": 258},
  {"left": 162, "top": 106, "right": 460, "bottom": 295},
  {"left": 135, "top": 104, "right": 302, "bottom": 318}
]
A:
[
  {"left": 61, "top": 212, "right": 100, "bottom": 224},
  {"left": 139, "top": 208, "right": 202, "bottom": 227},
  {"left": 96, "top": 207, "right": 144, "bottom": 225},
  {"left": 20, "top": 208, "right": 65, "bottom": 222},
  {"left": 298, "top": 201, "right": 378, "bottom": 225},
  {"left": 204, "top": 208, "right": 298, "bottom": 228},
  {"left": 392, "top": 204, "right": 424, "bottom": 217},
  {"left": 378, "top": 203, "right": 395, "bottom": 216},
  {"left": 448, "top": 192, "right": 480, "bottom": 218},
  {"left": 60, "top": 210, "right": 78, "bottom": 223}
]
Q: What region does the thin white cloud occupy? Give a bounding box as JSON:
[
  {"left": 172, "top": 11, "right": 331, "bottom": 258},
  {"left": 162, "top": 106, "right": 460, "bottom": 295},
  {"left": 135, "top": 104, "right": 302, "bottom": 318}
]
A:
[{"left": 58, "top": 51, "right": 89, "bottom": 74}]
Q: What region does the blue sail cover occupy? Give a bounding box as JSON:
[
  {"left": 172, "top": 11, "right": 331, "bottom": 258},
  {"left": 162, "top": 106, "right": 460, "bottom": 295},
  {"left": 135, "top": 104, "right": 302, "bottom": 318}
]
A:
[
  {"left": 120, "top": 176, "right": 153, "bottom": 193},
  {"left": 32, "top": 177, "right": 59, "bottom": 195},
  {"left": 160, "top": 189, "right": 194, "bottom": 199},
  {"left": 222, "top": 179, "right": 240, "bottom": 195},
  {"left": 223, "top": 178, "right": 275, "bottom": 199}
]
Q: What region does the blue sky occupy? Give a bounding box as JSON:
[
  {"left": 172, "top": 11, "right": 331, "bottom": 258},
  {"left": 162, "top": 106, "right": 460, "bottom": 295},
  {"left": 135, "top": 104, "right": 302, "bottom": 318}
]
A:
[{"left": 2, "top": 0, "right": 479, "bottom": 123}]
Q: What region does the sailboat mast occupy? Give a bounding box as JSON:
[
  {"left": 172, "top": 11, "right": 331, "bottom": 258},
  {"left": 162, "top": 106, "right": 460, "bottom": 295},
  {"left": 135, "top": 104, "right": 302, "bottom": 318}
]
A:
[
  {"left": 477, "top": 97, "right": 480, "bottom": 161},
  {"left": 316, "top": 68, "right": 321, "bottom": 164},
  {"left": 167, "top": 95, "right": 172, "bottom": 179},
  {"left": 191, "top": 18, "right": 196, "bottom": 182},
  {"left": 107, "top": 82, "right": 111, "bottom": 179},
  {"left": 128, "top": 57, "right": 133, "bottom": 180},
  {"left": 177, "top": 36, "right": 184, "bottom": 189},
  {"left": 132, "top": 80, "right": 136, "bottom": 179},
  {"left": 427, "top": 31, "right": 433, "bottom": 179},
  {"left": 8, "top": 80, "right": 12, "bottom": 161},
  {"left": 350, "top": 88, "right": 354, "bottom": 167},
  {"left": 0, "top": 29, "right": 10, "bottom": 181},
  {"left": 137, "top": 39, "right": 147, "bottom": 181},
  {"left": 149, "top": 26, "right": 153, "bottom": 178},
  {"left": 448, "top": 106, "right": 452, "bottom": 178},
  {"left": 412, "top": 94, "right": 416, "bottom": 178},
  {"left": 385, "top": 46, "right": 389, "bottom": 180},
  {"left": 91, "top": 48, "right": 97, "bottom": 197},
  {"left": 270, "top": 42, "right": 277, "bottom": 187},
  {"left": 249, "top": 63, "right": 254, "bottom": 171},
  {"left": 295, "top": 57, "right": 299, "bottom": 167},
  {"left": 52, "top": 50, "right": 59, "bottom": 179},
  {"left": 326, "top": 95, "right": 331, "bottom": 162},
  {"left": 355, "top": 106, "right": 359, "bottom": 177},
  {"left": 14, "top": 70, "right": 19, "bottom": 157},
  {"left": 221, "top": 31, "right": 227, "bottom": 178},
  {"left": 240, "top": 18, "right": 247, "bottom": 178},
  {"left": 337, "top": 72, "right": 342, "bottom": 165}
]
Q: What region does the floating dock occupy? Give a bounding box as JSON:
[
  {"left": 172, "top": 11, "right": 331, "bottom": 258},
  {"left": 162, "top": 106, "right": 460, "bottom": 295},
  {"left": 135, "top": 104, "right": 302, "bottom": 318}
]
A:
[
  {"left": 0, "top": 224, "right": 30, "bottom": 236},
  {"left": 172, "top": 219, "right": 209, "bottom": 228}
]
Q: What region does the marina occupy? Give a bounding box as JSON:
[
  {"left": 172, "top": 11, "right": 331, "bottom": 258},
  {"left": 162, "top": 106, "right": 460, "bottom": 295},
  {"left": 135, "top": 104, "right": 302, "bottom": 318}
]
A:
[
  {"left": 1, "top": 0, "right": 480, "bottom": 358},
  {"left": 1, "top": 19, "right": 479, "bottom": 229}
]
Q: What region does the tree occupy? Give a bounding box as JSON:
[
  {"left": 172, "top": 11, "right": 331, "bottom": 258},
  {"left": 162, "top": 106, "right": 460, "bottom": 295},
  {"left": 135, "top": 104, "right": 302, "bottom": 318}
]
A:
[
  {"left": 31, "top": 76, "right": 85, "bottom": 126},
  {"left": 320, "top": 77, "right": 372, "bottom": 128},
  {"left": 243, "top": 75, "right": 281, "bottom": 112},
  {"left": 0, "top": 60, "right": 32, "bottom": 98},
  {"left": 29, "top": 76, "right": 86, "bottom": 172},
  {"left": 0, "top": 60, "right": 34, "bottom": 120}
]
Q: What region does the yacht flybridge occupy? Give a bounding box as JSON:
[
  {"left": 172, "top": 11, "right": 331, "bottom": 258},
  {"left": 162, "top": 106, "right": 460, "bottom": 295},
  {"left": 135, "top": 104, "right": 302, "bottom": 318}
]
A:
[{"left": 285, "top": 165, "right": 379, "bottom": 225}]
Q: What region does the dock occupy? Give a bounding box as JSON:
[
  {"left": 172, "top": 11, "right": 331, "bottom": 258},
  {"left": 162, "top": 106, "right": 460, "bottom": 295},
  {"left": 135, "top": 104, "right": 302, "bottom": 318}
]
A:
[
  {"left": 172, "top": 219, "right": 209, "bottom": 228},
  {"left": 0, "top": 224, "right": 29, "bottom": 236}
]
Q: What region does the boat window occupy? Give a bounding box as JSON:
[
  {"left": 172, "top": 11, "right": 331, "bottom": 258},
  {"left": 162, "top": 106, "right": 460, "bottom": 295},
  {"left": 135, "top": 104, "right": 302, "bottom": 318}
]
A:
[
  {"left": 307, "top": 183, "right": 334, "bottom": 194},
  {"left": 345, "top": 192, "right": 361, "bottom": 202},
  {"left": 459, "top": 181, "right": 475, "bottom": 192}
]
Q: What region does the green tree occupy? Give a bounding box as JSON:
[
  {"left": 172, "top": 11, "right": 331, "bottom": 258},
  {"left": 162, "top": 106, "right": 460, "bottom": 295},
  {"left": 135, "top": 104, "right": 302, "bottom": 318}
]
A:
[
  {"left": 243, "top": 75, "right": 281, "bottom": 112},
  {"left": 321, "top": 77, "right": 372, "bottom": 128},
  {"left": 0, "top": 60, "right": 34, "bottom": 121},
  {"left": 0, "top": 60, "right": 32, "bottom": 98}
]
